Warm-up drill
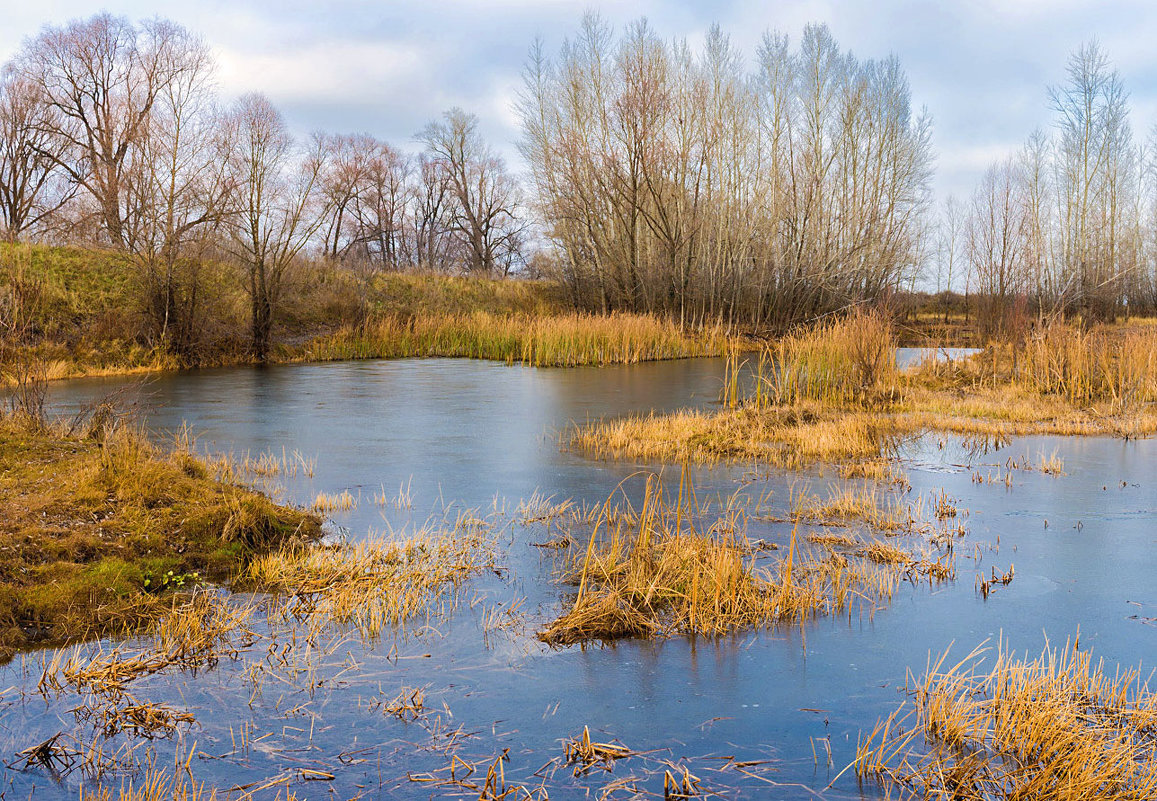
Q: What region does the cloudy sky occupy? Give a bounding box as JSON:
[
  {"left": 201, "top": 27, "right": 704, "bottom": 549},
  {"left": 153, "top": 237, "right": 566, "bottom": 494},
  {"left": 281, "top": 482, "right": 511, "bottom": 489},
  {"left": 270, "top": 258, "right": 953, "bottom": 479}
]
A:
[{"left": 4, "top": 0, "right": 1157, "bottom": 203}]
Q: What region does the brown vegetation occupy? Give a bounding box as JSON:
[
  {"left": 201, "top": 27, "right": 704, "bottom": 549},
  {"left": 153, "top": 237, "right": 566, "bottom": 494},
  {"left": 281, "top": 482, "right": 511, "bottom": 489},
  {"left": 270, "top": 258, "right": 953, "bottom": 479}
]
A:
[
  {"left": 575, "top": 312, "right": 1157, "bottom": 468},
  {"left": 539, "top": 474, "right": 952, "bottom": 646},
  {"left": 858, "top": 638, "right": 1157, "bottom": 799}
]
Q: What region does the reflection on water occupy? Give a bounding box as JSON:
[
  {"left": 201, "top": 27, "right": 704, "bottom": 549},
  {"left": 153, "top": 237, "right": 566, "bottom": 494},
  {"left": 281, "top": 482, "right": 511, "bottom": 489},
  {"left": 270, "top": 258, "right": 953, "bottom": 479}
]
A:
[{"left": 2, "top": 354, "right": 1151, "bottom": 799}]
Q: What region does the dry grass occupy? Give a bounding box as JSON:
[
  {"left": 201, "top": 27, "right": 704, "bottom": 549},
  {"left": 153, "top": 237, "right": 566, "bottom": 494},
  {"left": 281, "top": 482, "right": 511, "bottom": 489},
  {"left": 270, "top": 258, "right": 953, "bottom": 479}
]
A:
[
  {"left": 765, "top": 311, "right": 899, "bottom": 406},
  {"left": 301, "top": 310, "right": 731, "bottom": 368},
  {"left": 79, "top": 763, "right": 218, "bottom": 801},
  {"left": 539, "top": 474, "right": 950, "bottom": 646},
  {"left": 0, "top": 413, "right": 320, "bottom": 650},
  {"left": 563, "top": 726, "right": 634, "bottom": 776},
  {"left": 244, "top": 512, "right": 499, "bottom": 640},
  {"left": 858, "top": 637, "right": 1157, "bottom": 800},
  {"left": 791, "top": 485, "right": 925, "bottom": 533},
  {"left": 573, "top": 404, "right": 905, "bottom": 467},
  {"left": 38, "top": 590, "right": 256, "bottom": 699},
  {"left": 575, "top": 314, "right": 1157, "bottom": 467},
  {"left": 310, "top": 489, "right": 357, "bottom": 513}
]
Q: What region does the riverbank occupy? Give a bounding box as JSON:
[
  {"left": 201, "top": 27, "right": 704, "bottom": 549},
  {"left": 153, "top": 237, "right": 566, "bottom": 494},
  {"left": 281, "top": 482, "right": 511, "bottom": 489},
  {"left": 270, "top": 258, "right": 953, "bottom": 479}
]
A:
[
  {"left": 0, "top": 412, "right": 320, "bottom": 654},
  {"left": 1, "top": 243, "right": 733, "bottom": 381}
]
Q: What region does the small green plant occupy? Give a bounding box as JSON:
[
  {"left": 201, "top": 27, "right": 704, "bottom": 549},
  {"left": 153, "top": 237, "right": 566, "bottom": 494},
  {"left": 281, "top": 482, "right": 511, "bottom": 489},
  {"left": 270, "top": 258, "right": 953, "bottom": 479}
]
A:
[{"left": 143, "top": 569, "right": 202, "bottom": 594}]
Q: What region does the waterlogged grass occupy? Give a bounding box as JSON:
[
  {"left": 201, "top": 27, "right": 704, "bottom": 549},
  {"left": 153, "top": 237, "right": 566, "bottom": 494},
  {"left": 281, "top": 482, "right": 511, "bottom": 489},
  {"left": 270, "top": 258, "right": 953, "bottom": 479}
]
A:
[
  {"left": 576, "top": 313, "right": 1157, "bottom": 467},
  {"left": 858, "top": 638, "right": 1157, "bottom": 800},
  {"left": 539, "top": 474, "right": 952, "bottom": 645},
  {"left": 299, "top": 311, "right": 731, "bottom": 367},
  {"left": 0, "top": 414, "right": 320, "bottom": 652},
  {"left": 243, "top": 512, "right": 500, "bottom": 641},
  {"left": 573, "top": 404, "right": 905, "bottom": 466}
]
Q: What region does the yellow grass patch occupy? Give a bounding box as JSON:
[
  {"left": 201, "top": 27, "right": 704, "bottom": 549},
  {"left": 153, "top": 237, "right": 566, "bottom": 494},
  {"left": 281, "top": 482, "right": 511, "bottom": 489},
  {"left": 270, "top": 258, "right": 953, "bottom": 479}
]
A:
[{"left": 858, "top": 638, "right": 1157, "bottom": 799}]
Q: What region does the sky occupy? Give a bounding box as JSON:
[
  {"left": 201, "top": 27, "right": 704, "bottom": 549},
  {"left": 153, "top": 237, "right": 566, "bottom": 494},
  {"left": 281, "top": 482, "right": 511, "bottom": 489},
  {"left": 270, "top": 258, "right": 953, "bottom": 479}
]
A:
[{"left": 5, "top": 0, "right": 1157, "bottom": 205}]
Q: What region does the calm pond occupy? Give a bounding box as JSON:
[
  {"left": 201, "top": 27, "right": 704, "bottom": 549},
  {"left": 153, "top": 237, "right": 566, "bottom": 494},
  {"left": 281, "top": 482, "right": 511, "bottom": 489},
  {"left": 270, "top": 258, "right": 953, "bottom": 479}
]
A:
[{"left": 3, "top": 354, "right": 1153, "bottom": 799}]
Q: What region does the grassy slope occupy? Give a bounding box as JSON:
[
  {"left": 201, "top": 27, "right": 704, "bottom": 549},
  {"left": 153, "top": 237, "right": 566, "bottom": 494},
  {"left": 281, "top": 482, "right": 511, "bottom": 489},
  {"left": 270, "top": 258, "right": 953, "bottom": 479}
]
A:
[
  {"left": 0, "top": 415, "right": 320, "bottom": 652},
  {"left": 8, "top": 242, "right": 719, "bottom": 376}
]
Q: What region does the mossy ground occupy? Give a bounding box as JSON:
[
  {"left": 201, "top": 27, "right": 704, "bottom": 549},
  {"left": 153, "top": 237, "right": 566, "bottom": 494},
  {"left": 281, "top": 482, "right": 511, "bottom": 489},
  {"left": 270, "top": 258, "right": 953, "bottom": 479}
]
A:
[{"left": 0, "top": 415, "right": 320, "bottom": 653}]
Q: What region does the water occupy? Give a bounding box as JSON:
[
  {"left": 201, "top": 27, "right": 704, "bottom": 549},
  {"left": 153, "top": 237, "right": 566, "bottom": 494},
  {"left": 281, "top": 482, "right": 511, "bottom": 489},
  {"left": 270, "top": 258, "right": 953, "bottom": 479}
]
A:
[{"left": 2, "top": 353, "right": 1152, "bottom": 799}]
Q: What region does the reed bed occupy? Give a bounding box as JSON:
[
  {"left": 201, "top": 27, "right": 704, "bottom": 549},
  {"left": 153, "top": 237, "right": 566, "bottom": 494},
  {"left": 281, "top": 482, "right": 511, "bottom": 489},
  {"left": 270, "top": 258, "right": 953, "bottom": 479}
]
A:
[
  {"left": 539, "top": 475, "right": 949, "bottom": 646},
  {"left": 764, "top": 311, "right": 899, "bottom": 407},
  {"left": 578, "top": 313, "right": 1157, "bottom": 468},
  {"left": 573, "top": 405, "right": 905, "bottom": 466},
  {"left": 1017, "top": 323, "right": 1157, "bottom": 408},
  {"left": 301, "top": 311, "right": 730, "bottom": 367},
  {"left": 244, "top": 513, "right": 499, "bottom": 640},
  {"left": 857, "top": 638, "right": 1157, "bottom": 800}
]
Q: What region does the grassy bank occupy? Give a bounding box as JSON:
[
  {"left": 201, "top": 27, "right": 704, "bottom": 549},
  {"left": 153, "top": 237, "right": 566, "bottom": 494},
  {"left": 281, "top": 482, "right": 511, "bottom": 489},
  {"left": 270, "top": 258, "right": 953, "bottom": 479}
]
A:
[
  {"left": 575, "top": 313, "right": 1157, "bottom": 467},
  {"left": 1, "top": 243, "right": 729, "bottom": 379},
  {"left": 0, "top": 412, "right": 320, "bottom": 653}
]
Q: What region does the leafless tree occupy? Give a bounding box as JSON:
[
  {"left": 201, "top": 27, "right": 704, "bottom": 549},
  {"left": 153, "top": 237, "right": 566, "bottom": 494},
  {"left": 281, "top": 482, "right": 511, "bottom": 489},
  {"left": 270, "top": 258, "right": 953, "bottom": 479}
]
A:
[
  {"left": 968, "top": 159, "right": 1028, "bottom": 337},
  {"left": 119, "top": 33, "right": 230, "bottom": 361},
  {"left": 224, "top": 94, "right": 328, "bottom": 361},
  {"left": 519, "top": 16, "right": 933, "bottom": 327},
  {"left": 419, "top": 108, "right": 524, "bottom": 275},
  {"left": 15, "top": 14, "right": 208, "bottom": 247},
  {"left": 0, "top": 71, "right": 74, "bottom": 240}
]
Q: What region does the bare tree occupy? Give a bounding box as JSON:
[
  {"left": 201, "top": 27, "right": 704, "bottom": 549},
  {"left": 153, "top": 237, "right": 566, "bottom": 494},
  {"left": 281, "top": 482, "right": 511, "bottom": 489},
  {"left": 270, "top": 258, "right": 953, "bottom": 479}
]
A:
[
  {"left": 118, "top": 33, "right": 230, "bottom": 361},
  {"left": 418, "top": 108, "right": 524, "bottom": 275},
  {"left": 0, "top": 71, "right": 74, "bottom": 240},
  {"left": 224, "top": 94, "right": 328, "bottom": 361},
  {"left": 1050, "top": 40, "right": 1132, "bottom": 321},
  {"left": 936, "top": 195, "right": 964, "bottom": 320},
  {"left": 519, "top": 16, "right": 933, "bottom": 327},
  {"left": 15, "top": 14, "right": 206, "bottom": 247},
  {"left": 968, "top": 159, "right": 1028, "bottom": 337}
]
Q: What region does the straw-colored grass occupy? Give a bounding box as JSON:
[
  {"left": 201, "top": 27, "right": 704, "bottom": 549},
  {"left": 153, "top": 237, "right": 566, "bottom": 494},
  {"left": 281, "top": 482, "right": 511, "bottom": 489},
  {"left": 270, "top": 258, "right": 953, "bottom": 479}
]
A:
[
  {"left": 575, "top": 313, "right": 1157, "bottom": 467},
  {"left": 0, "top": 413, "right": 320, "bottom": 651},
  {"left": 79, "top": 763, "right": 219, "bottom": 801},
  {"left": 300, "top": 311, "right": 730, "bottom": 367},
  {"left": 244, "top": 513, "right": 499, "bottom": 640},
  {"left": 857, "top": 637, "right": 1157, "bottom": 800},
  {"left": 539, "top": 475, "right": 949, "bottom": 645},
  {"left": 573, "top": 404, "right": 905, "bottom": 466}
]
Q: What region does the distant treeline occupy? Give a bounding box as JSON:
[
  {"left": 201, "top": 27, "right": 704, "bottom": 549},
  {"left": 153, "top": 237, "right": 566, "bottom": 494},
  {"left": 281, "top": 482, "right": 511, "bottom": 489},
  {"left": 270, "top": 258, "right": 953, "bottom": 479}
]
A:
[
  {"left": 0, "top": 14, "right": 525, "bottom": 360},
  {"left": 2, "top": 12, "right": 1156, "bottom": 367}
]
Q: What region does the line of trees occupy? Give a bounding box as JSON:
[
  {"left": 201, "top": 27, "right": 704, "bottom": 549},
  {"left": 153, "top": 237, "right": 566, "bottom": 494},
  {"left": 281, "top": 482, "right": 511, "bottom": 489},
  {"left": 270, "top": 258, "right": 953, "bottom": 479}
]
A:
[
  {"left": 0, "top": 13, "right": 525, "bottom": 361},
  {"left": 6, "top": 12, "right": 1157, "bottom": 357},
  {"left": 519, "top": 16, "right": 934, "bottom": 328},
  {"left": 936, "top": 41, "right": 1157, "bottom": 334}
]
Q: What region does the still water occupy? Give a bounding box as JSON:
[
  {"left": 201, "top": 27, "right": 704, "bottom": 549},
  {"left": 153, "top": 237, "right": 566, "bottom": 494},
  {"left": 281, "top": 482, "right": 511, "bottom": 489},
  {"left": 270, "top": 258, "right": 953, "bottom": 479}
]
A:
[{"left": 2, "top": 354, "right": 1153, "bottom": 798}]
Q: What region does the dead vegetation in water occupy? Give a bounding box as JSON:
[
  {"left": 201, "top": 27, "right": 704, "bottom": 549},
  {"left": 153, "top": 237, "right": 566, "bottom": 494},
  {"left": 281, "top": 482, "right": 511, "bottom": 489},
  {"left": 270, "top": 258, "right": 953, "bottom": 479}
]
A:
[
  {"left": 563, "top": 726, "right": 635, "bottom": 776},
  {"left": 38, "top": 590, "right": 256, "bottom": 700},
  {"left": 538, "top": 474, "right": 954, "bottom": 646},
  {"left": 857, "top": 637, "right": 1157, "bottom": 800},
  {"left": 573, "top": 313, "right": 1157, "bottom": 468},
  {"left": 243, "top": 510, "right": 501, "bottom": 640}
]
